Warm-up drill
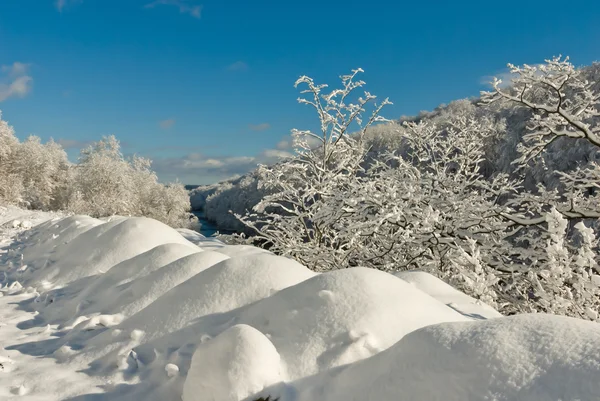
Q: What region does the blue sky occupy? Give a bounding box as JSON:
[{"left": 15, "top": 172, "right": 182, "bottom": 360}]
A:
[{"left": 1, "top": 0, "right": 599, "bottom": 184}]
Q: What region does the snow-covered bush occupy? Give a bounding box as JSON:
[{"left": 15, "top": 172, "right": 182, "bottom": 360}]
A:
[
  {"left": 0, "top": 114, "right": 192, "bottom": 228},
  {"left": 0, "top": 112, "right": 23, "bottom": 205},
  {"left": 68, "top": 135, "right": 192, "bottom": 227},
  {"left": 11, "top": 136, "right": 70, "bottom": 210},
  {"left": 0, "top": 115, "right": 70, "bottom": 209},
  {"left": 235, "top": 59, "right": 600, "bottom": 320},
  {"left": 235, "top": 69, "right": 391, "bottom": 270}
]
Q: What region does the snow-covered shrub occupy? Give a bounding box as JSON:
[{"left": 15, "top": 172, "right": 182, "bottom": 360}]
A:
[
  {"left": 0, "top": 113, "right": 192, "bottom": 227},
  {"left": 0, "top": 114, "right": 71, "bottom": 209},
  {"left": 11, "top": 136, "right": 70, "bottom": 210},
  {"left": 0, "top": 112, "right": 22, "bottom": 205},
  {"left": 68, "top": 135, "right": 192, "bottom": 227},
  {"left": 236, "top": 69, "right": 391, "bottom": 270},
  {"left": 235, "top": 58, "right": 600, "bottom": 320}
]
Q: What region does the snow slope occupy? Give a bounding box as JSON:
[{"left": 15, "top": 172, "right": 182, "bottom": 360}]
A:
[{"left": 1, "top": 209, "right": 599, "bottom": 401}]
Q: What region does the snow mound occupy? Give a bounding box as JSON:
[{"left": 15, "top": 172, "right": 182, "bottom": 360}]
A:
[
  {"left": 115, "top": 253, "right": 315, "bottom": 342},
  {"left": 182, "top": 324, "right": 283, "bottom": 401},
  {"left": 88, "top": 250, "right": 231, "bottom": 320},
  {"left": 234, "top": 267, "right": 470, "bottom": 380},
  {"left": 37, "top": 243, "right": 201, "bottom": 324},
  {"left": 312, "top": 314, "right": 600, "bottom": 401},
  {"left": 395, "top": 270, "right": 502, "bottom": 319},
  {"left": 28, "top": 217, "right": 199, "bottom": 288}
]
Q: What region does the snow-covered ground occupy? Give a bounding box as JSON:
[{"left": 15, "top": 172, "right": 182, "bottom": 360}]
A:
[{"left": 1, "top": 206, "right": 599, "bottom": 401}]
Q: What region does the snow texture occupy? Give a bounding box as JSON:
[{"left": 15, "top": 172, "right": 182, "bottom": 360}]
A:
[{"left": 0, "top": 208, "right": 599, "bottom": 401}]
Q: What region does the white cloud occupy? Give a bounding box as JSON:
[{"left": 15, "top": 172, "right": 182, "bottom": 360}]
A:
[
  {"left": 159, "top": 118, "right": 176, "bottom": 129},
  {"left": 1, "top": 62, "right": 29, "bottom": 78},
  {"left": 144, "top": 0, "right": 202, "bottom": 19},
  {"left": 261, "top": 148, "right": 293, "bottom": 159},
  {"left": 248, "top": 122, "right": 270, "bottom": 131},
  {"left": 276, "top": 139, "right": 290, "bottom": 150},
  {"left": 54, "top": 0, "right": 82, "bottom": 12},
  {"left": 227, "top": 61, "right": 248, "bottom": 72},
  {"left": 152, "top": 146, "right": 293, "bottom": 183},
  {"left": 0, "top": 62, "right": 33, "bottom": 102},
  {"left": 55, "top": 0, "right": 67, "bottom": 11}
]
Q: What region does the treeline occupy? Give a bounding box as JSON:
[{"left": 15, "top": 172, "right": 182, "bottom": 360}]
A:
[{"left": 0, "top": 120, "right": 192, "bottom": 227}]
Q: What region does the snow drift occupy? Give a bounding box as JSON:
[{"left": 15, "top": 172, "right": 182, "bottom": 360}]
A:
[{"left": 0, "top": 213, "right": 599, "bottom": 401}]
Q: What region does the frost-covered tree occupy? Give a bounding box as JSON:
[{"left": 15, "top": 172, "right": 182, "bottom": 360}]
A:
[
  {"left": 476, "top": 56, "right": 600, "bottom": 318},
  {"left": 0, "top": 113, "right": 23, "bottom": 204},
  {"left": 68, "top": 135, "right": 192, "bottom": 226},
  {"left": 235, "top": 69, "right": 391, "bottom": 270},
  {"left": 482, "top": 56, "right": 600, "bottom": 220},
  {"left": 11, "top": 136, "right": 70, "bottom": 210},
  {"left": 0, "top": 112, "right": 192, "bottom": 227},
  {"left": 68, "top": 135, "right": 139, "bottom": 216}
]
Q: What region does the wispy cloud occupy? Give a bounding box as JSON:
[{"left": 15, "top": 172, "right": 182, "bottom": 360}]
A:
[
  {"left": 57, "top": 138, "right": 93, "bottom": 150},
  {"left": 227, "top": 61, "right": 248, "bottom": 72},
  {"left": 144, "top": 0, "right": 202, "bottom": 19},
  {"left": 0, "top": 62, "right": 33, "bottom": 102},
  {"left": 151, "top": 146, "right": 293, "bottom": 183},
  {"left": 2, "top": 62, "right": 29, "bottom": 78},
  {"left": 276, "top": 139, "right": 290, "bottom": 150},
  {"left": 248, "top": 122, "right": 270, "bottom": 132},
  {"left": 55, "top": 0, "right": 82, "bottom": 12},
  {"left": 144, "top": 144, "right": 220, "bottom": 153},
  {"left": 159, "top": 118, "right": 176, "bottom": 129}
]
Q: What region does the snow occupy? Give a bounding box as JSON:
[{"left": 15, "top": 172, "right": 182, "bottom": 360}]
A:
[
  {"left": 304, "top": 314, "right": 600, "bottom": 401},
  {"left": 1, "top": 208, "right": 599, "bottom": 401},
  {"left": 22, "top": 216, "right": 199, "bottom": 289},
  {"left": 395, "top": 270, "right": 502, "bottom": 319},
  {"left": 111, "top": 253, "right": 315, "bottom": 344},
  {"left": 182, "top": 324, "right": 283, "bottom": 401}
]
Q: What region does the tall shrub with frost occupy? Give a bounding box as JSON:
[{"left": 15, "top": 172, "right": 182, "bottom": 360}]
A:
[
  {"left": 236, "top": 69, "right": 391, "bottom": 270},
  {"left": 11, "top": 136, "right": 70, "bottom": 210},
  {"left": 69, "top": 135, "right": 192, "bottom": 226},
  {"left": 0, "top": 112, "right": 23, "bottom": 204}
]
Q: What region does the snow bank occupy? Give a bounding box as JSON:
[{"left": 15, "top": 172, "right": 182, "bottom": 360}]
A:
[
  {"left": 1, "top": 211, "right": 599, "bottom": 401},
  {"left": 306, "top": 314, "right": 600, "bottom": 401},
  {"left": 79, "top": 247, "right": 222, "bottom": 318},
  {"left": 36, "top": 243, "right": 202, "bottom": 324},
  {"left": 26, "top": 217, "right": 199, "bottom": 289}
]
